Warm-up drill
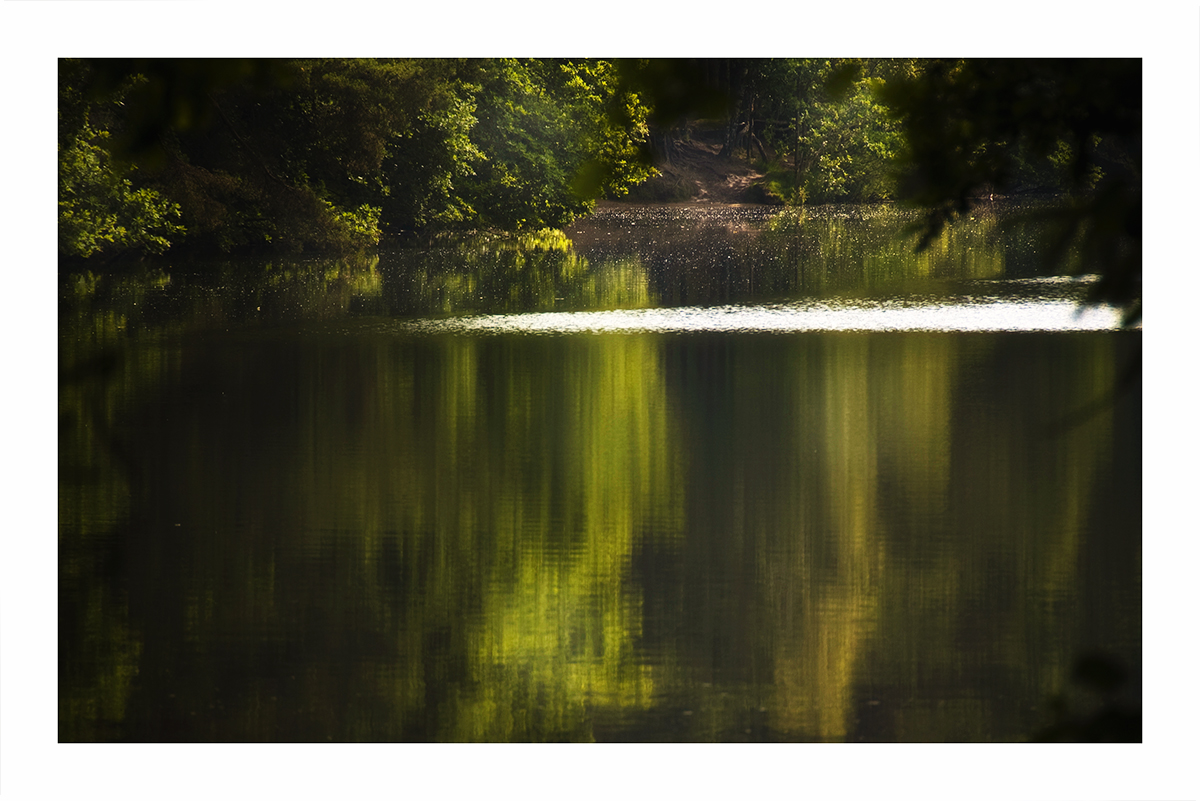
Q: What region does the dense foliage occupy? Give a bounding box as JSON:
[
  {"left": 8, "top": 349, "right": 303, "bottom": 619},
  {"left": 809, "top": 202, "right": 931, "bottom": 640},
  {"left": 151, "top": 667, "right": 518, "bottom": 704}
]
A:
[
  {"left": 754, "top": 59, "right": 908, "bottom": 203},
  {"left": 58, "top": 58, "right": 656, "bottom": 262},
  {"left": 58, "top": 124, "right": 184, "bottom": 258}
]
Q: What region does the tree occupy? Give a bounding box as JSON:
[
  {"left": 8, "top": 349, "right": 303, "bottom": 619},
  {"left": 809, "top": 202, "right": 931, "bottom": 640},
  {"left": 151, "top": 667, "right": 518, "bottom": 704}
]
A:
[
  {"left": 59, "top": 58, "right": 660, "bottom": 261},
  {"left": 58, "top": 60, "right": 184, "bottom": 261},
  {"left": 778, "top": 59, "right": 904, "bottom": 202},
  {"left": 59, "top": 124, "right": 183, "bottom": 260},
  {"left": 457, "top": 59, "right": 655, "bottom": 231},
  {"left": 60, "top": 58, "right": 389, "bottom": 255}
]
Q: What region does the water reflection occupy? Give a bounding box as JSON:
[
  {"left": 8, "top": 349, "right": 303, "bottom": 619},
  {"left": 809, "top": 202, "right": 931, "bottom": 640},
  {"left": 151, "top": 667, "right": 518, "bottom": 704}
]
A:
[
  {"left": 61, "top": 201, "right": 1121, "bottom": 330},
  {"left": 563, "top": 201, "right": 1049, "bottom": 308},
  {"left": 59, "top": 203, "right": 1140, "bottom": 742}
]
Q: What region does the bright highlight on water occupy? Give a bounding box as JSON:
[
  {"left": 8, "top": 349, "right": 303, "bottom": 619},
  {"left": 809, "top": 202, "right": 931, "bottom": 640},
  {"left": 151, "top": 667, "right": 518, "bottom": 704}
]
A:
[{"left": 402, "top": 292, "right": 1128, "bottom": 336}]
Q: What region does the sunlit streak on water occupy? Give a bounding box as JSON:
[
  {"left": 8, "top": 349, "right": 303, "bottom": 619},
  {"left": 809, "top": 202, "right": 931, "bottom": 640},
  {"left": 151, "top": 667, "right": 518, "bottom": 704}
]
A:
[{"left": 400, "top": 298, "right": 1129, "bottom": 336}]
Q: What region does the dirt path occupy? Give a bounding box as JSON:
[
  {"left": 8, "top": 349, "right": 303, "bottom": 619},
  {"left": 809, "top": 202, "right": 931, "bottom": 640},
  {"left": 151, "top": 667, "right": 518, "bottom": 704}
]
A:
[{"left": 624, "top": 128, "right": 774, "bottom": 204}]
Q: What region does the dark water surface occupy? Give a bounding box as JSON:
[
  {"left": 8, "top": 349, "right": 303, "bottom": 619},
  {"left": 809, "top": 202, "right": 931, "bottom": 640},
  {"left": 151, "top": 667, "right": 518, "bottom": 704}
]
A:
[{"left": 59, "top": 202, "right": 1140, "bottom": 741}]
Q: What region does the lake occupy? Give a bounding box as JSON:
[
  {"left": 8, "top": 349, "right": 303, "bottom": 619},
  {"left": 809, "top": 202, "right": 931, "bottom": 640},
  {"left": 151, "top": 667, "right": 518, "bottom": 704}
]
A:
[{"left": 59, "top": 201, "right": 1141, "bottom": 742}]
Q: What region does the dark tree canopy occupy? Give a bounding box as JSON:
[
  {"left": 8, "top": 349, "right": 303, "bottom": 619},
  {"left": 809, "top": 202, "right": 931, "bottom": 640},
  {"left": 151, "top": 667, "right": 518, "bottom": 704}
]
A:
[
  {"left": 58, "top": 58, "right": 656, "bottom": 260},
  {"left": 878, "top": 58, "right": 1141, "bottom": 324}
]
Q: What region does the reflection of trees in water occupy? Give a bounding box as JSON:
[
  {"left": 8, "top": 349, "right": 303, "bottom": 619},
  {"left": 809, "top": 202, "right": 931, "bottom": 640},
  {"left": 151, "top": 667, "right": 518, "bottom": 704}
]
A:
[
  {"left": 634, "top": 333, "right": 1138, "bottom": 742},
  {"left": 59, "top": 220, "right": 1138, "bottom": 742},
  {"left": 58, "top": 259, "right": 387, "bottom": 740},
  {"left": 380, "top": 230, "right": 656, "bottom": 318},
  {"left": 62, "top": 324, "right": 684, "bottom": 740},
  {"left": 565, "top": 203, "right": 1055, "bottom": 311}
]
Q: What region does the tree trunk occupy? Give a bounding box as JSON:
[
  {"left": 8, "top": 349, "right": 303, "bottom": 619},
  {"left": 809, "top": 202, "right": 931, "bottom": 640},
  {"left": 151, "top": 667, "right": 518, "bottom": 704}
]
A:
[{"left": 655, "top": 131, "right": 675, "bottom": 167}]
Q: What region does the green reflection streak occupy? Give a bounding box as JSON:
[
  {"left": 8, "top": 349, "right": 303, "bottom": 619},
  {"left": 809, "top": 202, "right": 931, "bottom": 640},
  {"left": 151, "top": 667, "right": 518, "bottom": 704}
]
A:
[
  {"left": 160, "top": 334, "right": 682, "bottom": 741},
  {"left": 422, "top": 336, "right": 680, "bottom": 741},
  {"left": 783, "top": 333, "right": 1120, "bottom": 742},
  {"left": 388, "top": 232, "right": 655, "bottom": 317},
  {"left": 671, "top": 333, "right": 1129, "bottom": 742},
  {"left": 759, "top": 205, "right": 1007, "bottom": 297},
  {"left": 762, "top": 335, "right": 889, "bottom": 741}
]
